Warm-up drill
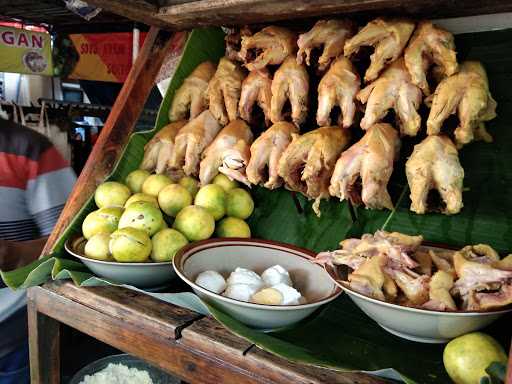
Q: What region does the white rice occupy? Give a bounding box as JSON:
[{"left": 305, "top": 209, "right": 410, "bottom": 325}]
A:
[{"left": 79, "top": 363, "right": 154, "bottom": 384}]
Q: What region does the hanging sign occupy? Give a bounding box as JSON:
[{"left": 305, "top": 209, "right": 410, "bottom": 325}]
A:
[{"left": 0, "top": 26, "right": 53, "bottom": 76}]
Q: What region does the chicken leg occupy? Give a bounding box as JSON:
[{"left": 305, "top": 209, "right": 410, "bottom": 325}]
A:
[{"left": 239, "top": 68, "right": 272, "bottom": 125}]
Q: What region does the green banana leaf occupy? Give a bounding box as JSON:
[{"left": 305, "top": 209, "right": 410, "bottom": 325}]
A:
[{"left": 2, "top": 26, "right": 512, "bottom": 384}]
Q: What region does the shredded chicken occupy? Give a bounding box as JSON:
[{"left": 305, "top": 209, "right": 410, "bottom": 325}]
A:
[{"left": 239, "top": 69, "right": 272, "bottom": 125}]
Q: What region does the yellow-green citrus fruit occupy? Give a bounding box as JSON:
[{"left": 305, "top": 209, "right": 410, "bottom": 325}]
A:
[
  {"left": 124, "top": 193, "right": 158, "bottom": 208},
  {"left": 158, "top": 184, "right": 192, "bottom": 217},
  {"left": 173, "top": 205, "right": 215, "bottom": 241},
  {"left": 118, "top": 201, "right": 164, "bottom": 236},
  {"left": 82, "top": 207, "right": 123, "bottom": 239},
  {"left": 125, "top": 169, "right": 150, "bottom": 193},
  {"left": 110, "top": 227, "right": 151, "bottom": 262},
  {"left": 141, "top": 174, "right": 172, "bottom": 197},
  {"left": 443, "top": 332, "right": 508, "bottom": 384},
  {"left": 194, "top": 184, "right": 226, "bottom": 220},
  {"left": 179, "top": 176, "right": 200, "bottom": 198},
  {"left": 84, "top": 233, "right": 111, "bottom": 261},
  {"left": 151, "top": 228, "right": 189, "bottom": 262},
  {"left": 226, "top": 188, "right": 254, "bottom": 219},
  {"left": 216, "top": 217, "right": 251, "bottom": 238},
  {"left": 94, "top": 181, "right": 131, "bottom": 208},
  {"left": 213, "top": 173, "right": 238, "bottom": 191}
]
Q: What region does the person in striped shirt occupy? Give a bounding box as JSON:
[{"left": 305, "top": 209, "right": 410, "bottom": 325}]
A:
[{"left": 0, "top": 118, "right": 76, "bottom": 383}]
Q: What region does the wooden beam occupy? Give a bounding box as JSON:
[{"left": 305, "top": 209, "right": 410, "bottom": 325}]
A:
[{"left": 43, "top": 26, "right": 174, "bottom": 254}]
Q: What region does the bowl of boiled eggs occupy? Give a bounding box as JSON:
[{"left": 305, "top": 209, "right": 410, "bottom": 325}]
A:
[{"left": 173, "top": 238, "right": 342, "bottom": 330}]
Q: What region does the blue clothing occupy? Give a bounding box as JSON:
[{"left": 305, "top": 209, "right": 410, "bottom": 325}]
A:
[{"left": 0, "top": 343, "right": 29, "bottom": 384}]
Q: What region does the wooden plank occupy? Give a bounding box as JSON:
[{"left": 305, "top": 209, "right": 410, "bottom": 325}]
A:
[
  {"left": 43, "top": 27, "right": 174, "bottom": 255},
  {"left": 27, "top": 289, "right": 61, "bottom": 384}
]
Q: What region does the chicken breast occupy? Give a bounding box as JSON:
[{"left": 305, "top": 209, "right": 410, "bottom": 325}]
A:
[
  {"left": 240, "top": 26, "right": 297, "bottom": 71},
  {"left": 199, "top": 119, "right": 253, "bottom": 186},
  {"left": 239, "top": 68, "right": 272, "bottom": 125},
  {"left": 270, "top": 56, "right": 309, "bottom": 127},
  {"left": 207, "top": 57, "right": 245, "bottom": 126},
  {"left": 297, "top": 19, "right": 355, "bottom": 71},
  {"left": 170, "top": 110, "right": 222, "bottom": 177},
  {"left": 404, "top": 21, "right": 458, "bottom": 95},
  {"left": 405, "top": 135, "right": 464, "bottom": 215},
  {"left": 317, "top": 57, "right": 360, "bottom": 128},
  {"left": 344, "top": 18, "right": 415, "bottom": 82},
  {"left": 357, "top": 58, "right": 422, "bottom": 136},
  {"left": 329, "top": 123, "right": 400, "bottom": 210},
  {"left": 246, "top": 122, "right": 298, "bottom": 189},
  {"left": 422, "top": 270, "right": 457, "bottom": 311},
  {"left": 426, "top": 61, "right": 497, "bottom": 147},
  {"left": 169, "top": 62, "right": 217, "bottom": 122}
]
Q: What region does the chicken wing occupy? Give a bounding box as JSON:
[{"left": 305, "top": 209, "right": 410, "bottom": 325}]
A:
[
  {"left": 358, "top": 58, "right": 422, "bottom": 136},
  {"left": 329, "top": 123, "right": 400, "bottom": 210},
  {"left": 278, "top": 126, "right": 350, "bottom": 214},
  {"left": 426, "top": 61, "right": 497, "bottom": 147},
  {"left": 207, "top": 57, "right": 245, "bottom": 126},
  {"left": 405, "top": 135, "right": 464, "bottom": 215},
  {"left": 297, "top": 19, "right": 355, "bottom": 71},
  {"left": 140, "top": 121, "right": 187, "bottom": 179},
  {"left": 169, "top": 62, "right": 216, "bottom": 122},
  {"left": 344, "top": 18, "right": 415, "bottom": 82},
  {"left": 270, "top": 56, "right": 309, "bottom": 127},
  {"left": 199, "top": 119, "right": 253, "bottom": 186},
  {"left": 239, "top": 69, "right": 272, "bottom": 125},
  {"left": 404, "top": 21, "right": 458, "bottom": 95},
  {"left": 170, "top": 111, "right": 222, "bottom": 177},
  {"left": 246, "top": 122, "right": 298, "bottom": 189},
  {"left": 317, "top": 57, "right": 360, "bottom": 128},
  {"left": 240, "top": 26, "right": 297, "bottom": 71}
]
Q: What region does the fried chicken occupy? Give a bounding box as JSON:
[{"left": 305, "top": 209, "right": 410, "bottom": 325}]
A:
[
  {"left": 358, "top": 58, "right": 422, "bottom": 136},
  {"left": 426, "top": 61, "right": 497, "bottom": 147},
  {"left": 278, "top": 126, "right": 350, "bottom": 214},
  {"left": 239, "top": 69, "right": 272, "bottom": 125},
  {"left": 199, "top": 119, "right": 253, "bottom": 186},
  {"left": 240, "top": 26, "right": 297, "bottom": 71},
  {"left": 344, "top": 18, "right": 415, "bottom": 82},
  {"left": 405, "top": 135, "right": 464, "bottom": 215},
  {"left": 270, "top": 56, "right": 309, "bottom": 127},
  {"left": 329, "top": 123, "right": 400, "bottom": 210},
  {"left": 246, "top": 122, "right": 298, "bottom": 189},
  {"left": 140, "top": 121, "right": 187, "bottom": 179},
  {"left": 317, "top": 57, "right": 360, "bottom": 128},
  {"left": 170, "top": 111, "right": 222, "bottom": 177},
  {"left": 207, "top": 57, "right": 245, "bottom": 126},
  {"left": 297, "top": 19, "right": 355, "bottom": 71},
  {"left": 404, "top": 21, "right": 458, "bottom": 95},
  {"left": 169, "top": 62, "right": 216, "bottom": 122}
]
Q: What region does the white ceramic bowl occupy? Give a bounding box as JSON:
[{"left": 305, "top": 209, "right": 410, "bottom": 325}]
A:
[
  {"left": 323, "top": 263, "right": 512, "bottom": 343},
  {"left": 65, "top": 236, "right": 176, "bottom": 288},
  {"left": 173, "top": 238, "right": 342, "bottom": 330}
]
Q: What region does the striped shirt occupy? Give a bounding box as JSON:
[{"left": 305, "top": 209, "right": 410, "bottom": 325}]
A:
[{"left": 0, "top": 119, "right": 76, "bottom": 355}]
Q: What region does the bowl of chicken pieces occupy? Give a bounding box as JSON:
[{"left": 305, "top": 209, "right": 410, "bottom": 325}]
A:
[{"left": 315, "top": 230, "right": 512, "bottom": 343}]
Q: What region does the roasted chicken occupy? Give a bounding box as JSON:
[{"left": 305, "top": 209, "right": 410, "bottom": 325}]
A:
[
  {"left": 426, "top": 61, "right": 497, "bottom": 147},
  {"left": 404, "top": 21, "right": 458, "bottom": 95},
  {"left": 270, "top": 56, "right": 309, "bottom": 127},
  {"left": 317, "top": 57, "right": 360, "bottom": 128},
  {"left": 329, "top": 123, "right": 400, "bottom": 210},
  {"left": 344, "top": 18, "right": 415, "bottom": 82},
  {"left": 239, "top": 69, "right": 272, "bottom": 125},
  {"left": 170, "top": 111, "right": 222, "bottom": 177},
  {"left": 140, "top": 121, "right": 187, "bottom": 179},
  {"left": 358, "top": 58, "right": 422, "bottom": 136},
  {"left": 297, "top": 19, "right": 355, "bottom": 71},
  {"left": 199, "top": 119, "right": 253, "bottom": 186},
  {"left": 240, "top": 26, "right": 297, "bottom": 71},
  {"left": 278, "top": 126, "right": 350, "bottom": 215},
  {"left": 246, "top": 122, "right": 298, "bottom": 189},
  {"left": 169, "top": 62, "right": 216, "bottom": 122},
  {"left": 405, "top": 135, "right": 464, "bottom": 215},
  {"left": 207, "top": 57, "right": 245, "bottom": 126}
]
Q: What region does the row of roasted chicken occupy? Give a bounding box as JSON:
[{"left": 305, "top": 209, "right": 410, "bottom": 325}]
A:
[
  {"left": 141, "top": 113, "right": 463, "bottom": 216},
  {"left": 170, "top": 18, "right": 496, "bottom": 149}
]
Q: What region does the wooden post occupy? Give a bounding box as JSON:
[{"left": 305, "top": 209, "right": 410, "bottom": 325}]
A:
[{"left": 42, "top": 27, "right": 174, "bottom": 255}]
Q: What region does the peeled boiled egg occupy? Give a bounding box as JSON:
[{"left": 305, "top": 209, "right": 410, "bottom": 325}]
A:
[
  {"left": 223, "top": 283, "right": 259, "bottom": 302},
  {"left": 271, "top": 283, "right": 303, "bottom": 305},
  {"left": 195, "top": 270, "right": 226, "bottom": 294},
  {"left": 226, "top": 267, "right": 264, "bottom": 290},
  {"left": 251, "top": 287, "right": 284, "bottom": 305},
  {"left": 261, "top": 265, "right": 292, "bottom": 287}
]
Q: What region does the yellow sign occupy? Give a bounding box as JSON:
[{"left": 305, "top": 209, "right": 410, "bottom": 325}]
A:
[{"left": 0, "top": 26, "right": 53, "bottom": 76}]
